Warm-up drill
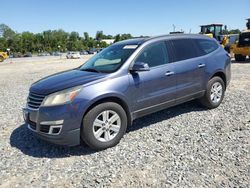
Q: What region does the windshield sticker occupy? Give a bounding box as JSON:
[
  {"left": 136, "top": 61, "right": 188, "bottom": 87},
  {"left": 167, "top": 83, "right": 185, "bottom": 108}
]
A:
[{"left": 123, "top": 45, "right": 138, "bottom": 49}]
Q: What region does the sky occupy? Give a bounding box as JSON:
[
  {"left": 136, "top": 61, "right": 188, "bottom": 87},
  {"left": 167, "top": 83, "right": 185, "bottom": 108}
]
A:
[{"left": 0, "top": 0, "right": 249, "bottom": 37}]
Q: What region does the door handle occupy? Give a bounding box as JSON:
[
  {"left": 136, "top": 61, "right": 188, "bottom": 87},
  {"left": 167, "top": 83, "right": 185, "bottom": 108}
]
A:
[
  {"left": 198, "top": 63, "right": 206, "bottom": 68},
  {"left": 165, "top": 71, "right": 175, "bottom": 76}
]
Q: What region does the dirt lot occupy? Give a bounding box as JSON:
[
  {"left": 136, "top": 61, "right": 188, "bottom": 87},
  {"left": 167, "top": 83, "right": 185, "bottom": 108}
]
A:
[{"left": 0, "top": 56, "right": 249, "bottom": 187}]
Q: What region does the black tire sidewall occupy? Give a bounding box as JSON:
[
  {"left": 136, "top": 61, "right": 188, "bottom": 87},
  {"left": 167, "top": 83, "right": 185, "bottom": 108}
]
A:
[
  {"left": 205, "top": 77, "right": 225, "bottom": 108},
  {"left": 81, "top": 102, "right": 127, "bottom": 150},
  {"left": 235, "top": 54, "right": 246, "bottom": 61}
]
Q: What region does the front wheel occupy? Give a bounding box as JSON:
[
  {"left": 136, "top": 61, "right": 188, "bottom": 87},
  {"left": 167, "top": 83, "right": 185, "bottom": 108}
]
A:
[
  {"left": 200, "top": 76, "right": 225, "bottom": 109},
  {"left": 81, "top": 102, "right": 127, "bottom": 150}
]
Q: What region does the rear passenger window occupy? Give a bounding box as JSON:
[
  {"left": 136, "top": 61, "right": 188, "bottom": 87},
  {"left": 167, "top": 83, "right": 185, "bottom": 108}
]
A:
[
  {"left": 196, "top": 39, "right": 218, "bottom": 54},
  {"left": 135, "top": 42, "right": 169, "bottom": 67},
  {"left": 171, "top": 39, "right": 197, "bottom": 61}
]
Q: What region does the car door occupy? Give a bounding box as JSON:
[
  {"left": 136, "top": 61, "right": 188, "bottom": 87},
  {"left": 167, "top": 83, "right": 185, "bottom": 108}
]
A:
[
  {"left": 129, "top": 41, "right": 176, "bottom": 114},
  {"left": 169, "top": 39, "right": 206, "bottom": 100}
]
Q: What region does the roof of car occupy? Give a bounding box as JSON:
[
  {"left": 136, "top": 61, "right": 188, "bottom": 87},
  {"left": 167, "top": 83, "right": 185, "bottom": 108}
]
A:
[
  {"left": 114, "top": 38, "right": 147, "bottom": 46},
  {"left": 114, "top": 34, "right": 213, "bottom": 46},
  {"left": 148, "top": 34, "right": 212, "bottom": 41}
]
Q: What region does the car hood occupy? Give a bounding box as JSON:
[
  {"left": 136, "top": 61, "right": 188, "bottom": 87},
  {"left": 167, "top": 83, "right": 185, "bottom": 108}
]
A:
[{"left": 30, "top": 69, "right": 107, "bottom": 95}]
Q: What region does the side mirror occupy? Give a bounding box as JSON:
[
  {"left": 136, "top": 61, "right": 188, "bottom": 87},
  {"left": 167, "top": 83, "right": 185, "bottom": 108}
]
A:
[{"left": 131, "top": 62, "right": 150, "bottom": 72}]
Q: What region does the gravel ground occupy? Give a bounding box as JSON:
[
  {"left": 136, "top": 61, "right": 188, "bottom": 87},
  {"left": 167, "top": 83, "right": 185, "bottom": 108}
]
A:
[{"left": 0, "top": 56, "right": 249, "bottom": 187}]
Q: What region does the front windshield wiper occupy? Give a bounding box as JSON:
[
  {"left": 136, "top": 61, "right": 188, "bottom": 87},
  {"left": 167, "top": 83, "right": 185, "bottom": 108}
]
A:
[{"left": 80, "top": 68, "right": 100, "bottom": 73}]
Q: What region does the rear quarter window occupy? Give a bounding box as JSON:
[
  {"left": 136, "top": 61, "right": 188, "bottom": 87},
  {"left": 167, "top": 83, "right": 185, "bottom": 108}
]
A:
[{"left": 196, "top": 39, "right": 219, "bottom": 55}]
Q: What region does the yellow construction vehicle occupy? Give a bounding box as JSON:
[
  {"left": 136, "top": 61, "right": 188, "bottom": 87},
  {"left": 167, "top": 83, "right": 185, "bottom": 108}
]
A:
[
  {"left": 200, "top": 24, "right": 230, "bottom": 52},
  {"left": 230, "top": 19, "right": 250, "bottom": 61},
  {"left": 0, "top": 51, "right": 9, "bottom": 62},
  {"left": 200, "top": 24, "right": 223, "bottom": 40}
]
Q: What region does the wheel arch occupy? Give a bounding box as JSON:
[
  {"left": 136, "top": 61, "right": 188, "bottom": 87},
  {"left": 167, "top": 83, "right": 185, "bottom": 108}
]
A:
[
  {"left": 82, "top": 96, "right": 132, "bottom": 128},
  {"left": 210, "top": 71, "right": 227, "bottom": 89}
]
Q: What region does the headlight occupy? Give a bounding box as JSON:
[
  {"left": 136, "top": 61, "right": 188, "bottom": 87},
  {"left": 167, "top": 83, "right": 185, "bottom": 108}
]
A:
[{"left": 41, "top": 86, "right": 82, "bottom": 107}]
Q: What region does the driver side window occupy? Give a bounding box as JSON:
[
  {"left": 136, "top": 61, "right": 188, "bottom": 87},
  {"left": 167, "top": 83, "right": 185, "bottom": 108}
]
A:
[{"left": 135, "top": 42, "right": 169, "bottom": 67}]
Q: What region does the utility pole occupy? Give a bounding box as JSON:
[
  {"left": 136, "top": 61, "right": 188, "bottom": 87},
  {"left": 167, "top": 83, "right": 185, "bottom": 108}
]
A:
[{"left": 172, "top": 24, "right": 176, "bottom": 32}]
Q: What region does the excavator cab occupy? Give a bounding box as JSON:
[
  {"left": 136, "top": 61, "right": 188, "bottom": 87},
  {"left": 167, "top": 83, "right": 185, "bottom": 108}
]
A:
[
  {"left": 200, "top": 24, "right": 223, "bottom": 41},
  {"left": 231, "top": 19, "right": 250, "bottom": 61}
]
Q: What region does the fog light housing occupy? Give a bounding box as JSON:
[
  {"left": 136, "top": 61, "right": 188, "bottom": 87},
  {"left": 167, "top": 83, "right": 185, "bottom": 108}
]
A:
[
  {"left": 52, "top": 127, "right": 61, "bottom": 134},
  {"left": 48, "top": 125, "right": 62, "bottom": 135}
]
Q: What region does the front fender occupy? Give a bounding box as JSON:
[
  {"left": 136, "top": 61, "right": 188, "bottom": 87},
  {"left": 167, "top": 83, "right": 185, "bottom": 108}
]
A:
[{"left": 73, "top": 74, "right": 132, "bottom": 123}]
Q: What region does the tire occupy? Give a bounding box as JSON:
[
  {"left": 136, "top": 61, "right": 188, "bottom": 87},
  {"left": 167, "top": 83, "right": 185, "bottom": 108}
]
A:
[
  {"left": 81, "top": 102, "right": 127, "bottom": 150},
  {"left": 200, "top": 76, "right": 225, "bottom": 109},
  {"left": 235, "top": 54, "right": 246, "bottom": 61},
  {"left": 0, "top": 56, "right": 4, "bottom": 62},
  {"left": 224, "top": 45, "right": 230, "bottom": 54}
]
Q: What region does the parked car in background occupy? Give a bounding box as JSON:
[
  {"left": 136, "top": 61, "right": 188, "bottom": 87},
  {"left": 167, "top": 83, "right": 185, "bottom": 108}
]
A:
[
  {"left": 66, "top": 52, "right": 81, "bottom": 59},
  {"left": 23, "top": 34, "right": 231, "bottom": 150},
  {"left": 87, "top": 48, "right": 97, "bottom": 54},
  {"left": 38, "top": 52, "right": 50, "bottom": 56},
  {"left": 23, "top": 52, "right": 32, "bottom": 57},
  {"left": 80, "top": 50, "right": 89, "bottom": 55},
  {"left": 51, "top": 51, "right": 62, "bottom": 56},
  {"left": 12, "top": 52, "right": 23, "bottom": 58},
  {"left": 96, "top": 48, "right": 104, "bottom": 53}
]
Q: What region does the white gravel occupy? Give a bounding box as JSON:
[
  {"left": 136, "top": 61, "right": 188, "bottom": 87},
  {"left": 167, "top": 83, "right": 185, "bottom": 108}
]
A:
[{"left": 0, "top": 56, "right": 249, "bottom": 187}]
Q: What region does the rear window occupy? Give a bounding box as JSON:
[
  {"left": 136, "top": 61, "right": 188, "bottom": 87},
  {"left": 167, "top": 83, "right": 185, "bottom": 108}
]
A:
[
  {"left": 171, "top": 39, "right": 197, "bottom": 61},
  {"left": 196, "top": 39, "right": 219, "bottom": 55}
]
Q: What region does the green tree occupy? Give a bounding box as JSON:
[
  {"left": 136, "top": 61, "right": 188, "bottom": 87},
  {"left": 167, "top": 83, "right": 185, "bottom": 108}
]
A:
[
  {"left": 83, "top": 32, "right": 90, "bottom": 41},
  {"left": 96, "top": 31, "right": 104, "bottom": 41},
  {"left": 114, "top": 34, "right": 121, "bottom": 42},
  {"left": 228, "top": 29, "right": 241, "bottom": 34},
  {"left": 114, "top": 33, "right": 133, "bottom": 42},
  {"left": 67, "top": 32, "right": 80, "bottom": 51},
  {"left": 21, "top": 32, "right": 35, "bottom": 53},
  {"left": 0, "top": 23, "right": 134, "bottom": 53},
  {"left": 0, "top": 37, "right": 7, "bottom": 51},
  {"left": 0, "top": 24, "right": 15, "bottom": 39}
]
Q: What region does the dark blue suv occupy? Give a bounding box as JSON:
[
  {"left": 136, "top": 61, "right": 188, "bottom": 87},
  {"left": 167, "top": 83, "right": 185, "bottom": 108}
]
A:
[{"left": 23, "top": 34, "right": 231, "bottom": 150}]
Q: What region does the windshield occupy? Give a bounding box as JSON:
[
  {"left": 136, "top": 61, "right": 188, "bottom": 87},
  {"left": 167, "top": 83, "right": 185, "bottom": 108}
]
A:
[{"left": 79, "top": 44, "right": 137, "bottom": 73}]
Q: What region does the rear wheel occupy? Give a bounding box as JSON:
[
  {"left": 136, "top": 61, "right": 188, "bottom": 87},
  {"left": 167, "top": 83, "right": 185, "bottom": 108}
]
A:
[
  {"left": 200, "top": 76, "right": 225, "bottom": 109},
  {"left": 235, "top": 54, "right": 246, "bottom": 61},
  {"left": 81, "top": 102, "right": 127, "bottom": 150}
]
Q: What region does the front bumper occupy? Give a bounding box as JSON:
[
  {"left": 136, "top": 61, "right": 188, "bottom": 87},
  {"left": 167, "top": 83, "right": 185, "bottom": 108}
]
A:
[{"left": 23, "top": 104, "right": 81, "bottom": 146}]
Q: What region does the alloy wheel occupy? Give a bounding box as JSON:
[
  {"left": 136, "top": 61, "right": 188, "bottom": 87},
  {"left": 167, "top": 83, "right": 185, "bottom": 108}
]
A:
[
  {"left": 92, "top": 110, "right": 121, "bottom": 142},
  {"left": 210, "top": 82, "right": 223, "bottom": 104}
]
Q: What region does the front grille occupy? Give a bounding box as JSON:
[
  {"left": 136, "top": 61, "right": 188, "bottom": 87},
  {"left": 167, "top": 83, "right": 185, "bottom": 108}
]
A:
[
  {"left": 40, "top": 124, "right": 50, "bottom": 133},
  {"left": 27, "top": 92, "right": 46, "bottom": 109}
]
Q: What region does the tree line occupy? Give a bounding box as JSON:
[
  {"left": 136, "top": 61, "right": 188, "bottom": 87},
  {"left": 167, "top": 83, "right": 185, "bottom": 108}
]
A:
[
  {"left": 0, "top": 23, "right": 242, "bottom": 54},
  {"left": 0, "top": 24, "right": 133, "bottom": 53}
]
